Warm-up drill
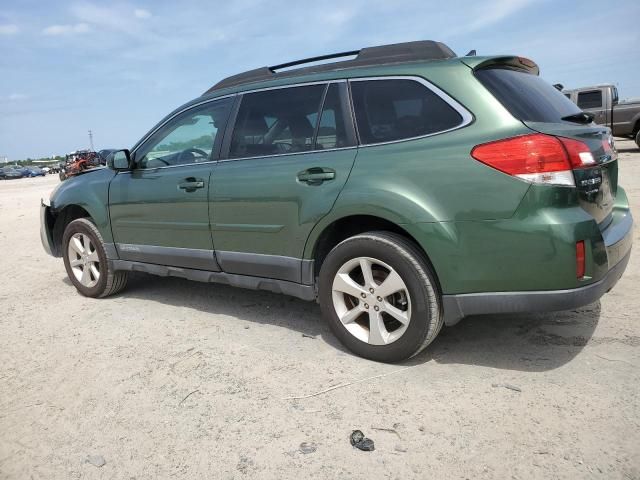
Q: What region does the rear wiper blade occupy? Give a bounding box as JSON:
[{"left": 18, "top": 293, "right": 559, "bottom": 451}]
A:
[{"left": 561, "top": 112, "right": 595, "bottom": 124}]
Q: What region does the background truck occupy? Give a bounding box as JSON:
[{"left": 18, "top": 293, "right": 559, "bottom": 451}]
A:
[{"left": 563, "top": 84, "right": 640, "bottom": 148}]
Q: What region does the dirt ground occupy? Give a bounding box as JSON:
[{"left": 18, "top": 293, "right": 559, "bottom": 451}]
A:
[{"left": 1, "top": 139, "right": 639, "bottom": 480}]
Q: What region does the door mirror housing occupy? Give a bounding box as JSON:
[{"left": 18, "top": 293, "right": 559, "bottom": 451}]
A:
[{"left": 108, "top": 149, "right": 132, "bottom": 170}]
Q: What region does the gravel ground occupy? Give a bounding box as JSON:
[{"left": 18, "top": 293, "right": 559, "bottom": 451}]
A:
[{"left": 1, "top": 139, "right": 639, "bottom": 479}]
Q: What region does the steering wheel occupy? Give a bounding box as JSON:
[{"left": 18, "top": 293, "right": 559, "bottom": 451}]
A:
[
  {"left": 275, "top": 143, "right": 292, "bottom": 153},
  {"left": 182, "top": 148, "right": 209, "bottom": 161}
]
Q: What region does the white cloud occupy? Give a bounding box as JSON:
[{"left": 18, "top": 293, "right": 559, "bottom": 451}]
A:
[
  {"left": 466, "top": 0, "right": 535, "bottom": 32},
  {"left": 322, "top": 8, "right": 355, "bottom": 26},
  {"left": 0, "top": 24, "right": 19, "bottom": 35},
  {"left": 134, "top": 8, "right": 151, "bottom": 19},
  {"left": 42, "top": 23, "right": 90, "bottom": 36},
  {"left": 8, "top": 93, "right": 28, "bottom": 101},
  {"left": 71, "top": 3, "right": 134, "bottom": 31}
]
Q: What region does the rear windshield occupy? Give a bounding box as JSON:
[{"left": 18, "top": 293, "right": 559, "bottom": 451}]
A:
[{"left": 476, "top": 67, "right": 582, "bottom": 123}]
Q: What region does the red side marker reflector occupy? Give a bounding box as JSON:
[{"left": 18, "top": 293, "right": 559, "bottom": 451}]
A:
[{"left": 576, "top": 241, "right": 586, "bottom": 279}]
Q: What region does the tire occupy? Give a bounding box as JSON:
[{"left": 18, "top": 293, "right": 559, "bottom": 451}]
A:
[
  {"left": 635, "top": 130, "right": 640, "bottom": 149},
  {"left": 62, "top": 218, "right": 127, "bottom": 298},
  {"left": 318, "top": 231, "right": 442, "bottom": 363}
]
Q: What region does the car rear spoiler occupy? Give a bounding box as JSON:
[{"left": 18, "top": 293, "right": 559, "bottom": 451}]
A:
[{"left": 461, "top": 55, "right": 540, "bottom": 75}]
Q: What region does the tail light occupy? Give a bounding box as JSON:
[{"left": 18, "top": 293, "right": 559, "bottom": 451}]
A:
[{"left": 471, "top": 133, "right": 595, "bottom": 187}]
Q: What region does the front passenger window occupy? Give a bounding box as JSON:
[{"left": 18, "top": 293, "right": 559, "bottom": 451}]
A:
[{"left": 135, "top": 98, "right": 232, "bottom": 169}]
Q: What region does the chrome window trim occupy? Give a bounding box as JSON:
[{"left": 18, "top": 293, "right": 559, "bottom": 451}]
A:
[
  {"left": 217, "top": 145, "right": 358, "bottom": 164},
  {"left": 118, "top": 159, "right": 219, "bottom": 174},
  {"left": 239, "top": 79, "right": 346, "bottom": 95},
  {"left": 348, "top": 75, "right": 474, "bottom": 148},
  {"left": 123, "top": 75, "right": 473, "bottom": 172}
]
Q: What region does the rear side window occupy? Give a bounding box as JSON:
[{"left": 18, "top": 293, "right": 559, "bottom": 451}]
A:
[
  {"left": 229, "top": 84, "right": 325, "bottom": 158},
  {"left": 476, "top": 68, "right": 582, "bottom": 123},
  {"left": 577, "top": 90, "right": 603, "bottom": 109},
  {"left": 350, "top": 79, "right": 463, "bottom": 145}
]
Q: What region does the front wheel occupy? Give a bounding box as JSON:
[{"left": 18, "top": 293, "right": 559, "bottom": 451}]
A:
[
  {"left": 318, "top": 231, "right": 442, "bottom": 363},
  {"left": 62, "top": 218, "right": 128, "bottom": 298},
  {"left": 635, "top": 130, "right": 640, "bottom": 149}
]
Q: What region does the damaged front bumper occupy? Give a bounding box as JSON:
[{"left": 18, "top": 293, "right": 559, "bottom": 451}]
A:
[{"left": 40, "top": 198, "right": 57, "bottom": 257}]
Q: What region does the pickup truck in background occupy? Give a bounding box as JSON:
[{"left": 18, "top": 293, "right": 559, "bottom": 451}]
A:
[{"left": 563, "top": 84, "right": 640, "bottom": 148}]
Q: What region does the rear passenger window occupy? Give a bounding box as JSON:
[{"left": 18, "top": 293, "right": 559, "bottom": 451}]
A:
[
  {"left": 577, "top": 90, "right": 603, "bottom": 109},
  {"left": 229, "top": 84, "right": 325, "bottom": 158},
  {"left": 350, "top": 79, "right": 463, "bottom": 144}
]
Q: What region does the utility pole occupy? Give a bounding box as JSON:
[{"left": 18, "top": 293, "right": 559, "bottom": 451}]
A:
[{"left": 88, "top": 130, "right": 94, "bottom": 151}]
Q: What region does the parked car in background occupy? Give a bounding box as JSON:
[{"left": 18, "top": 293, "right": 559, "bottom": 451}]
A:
[
  {"left": 11, "top": 166, "right": 31, "bottom": 177},
  {"left": 1, "top": 167, "right": 23, "bottom": 179},
  {"left": 23, "top": 166, "right": 46, "bottom": 177},
  {"left": 41, "top": 40, "right": 632, "bottom": 362},
  {"left": 563, "top": 84, "right": 640, "bottom": 148}
]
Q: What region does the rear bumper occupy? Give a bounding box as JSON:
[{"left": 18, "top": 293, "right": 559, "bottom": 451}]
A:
[{"left": 442, "top": 212, "right": 633, "bottom": 325}]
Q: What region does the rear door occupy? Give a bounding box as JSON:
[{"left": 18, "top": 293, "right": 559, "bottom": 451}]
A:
[
  {"left": 476, "top": 67, "right": 617, "bottom": 228},
  {"left": 210, "top": 81, "right": 357, "bottom": 283},
  {"left": 109, "top": 97, "right": 232, "bottom": 269}
]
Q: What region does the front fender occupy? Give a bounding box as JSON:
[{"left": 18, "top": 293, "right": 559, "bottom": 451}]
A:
[{"left": 49, "top": 168, "right": 116, "bottom": 242}]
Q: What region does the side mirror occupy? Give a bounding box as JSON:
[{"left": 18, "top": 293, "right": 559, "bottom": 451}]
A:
[{"left": 108, "top": 149, "right": 132, "bottom": 170}]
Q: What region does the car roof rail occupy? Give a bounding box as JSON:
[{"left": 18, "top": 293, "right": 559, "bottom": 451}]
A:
[{"left": 204, "top": 40, "right": 456, "bottom": 94}]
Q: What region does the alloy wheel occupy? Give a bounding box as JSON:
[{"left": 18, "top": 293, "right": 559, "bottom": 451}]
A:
[
  {"left": 331, "top": 256, "right": 411, "bottom": 345},
  {"left": 67, "top": 233, "right": 100, "bottom": 288}
]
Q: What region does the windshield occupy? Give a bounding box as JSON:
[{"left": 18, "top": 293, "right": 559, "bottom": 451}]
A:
[{"left": 476, "top": 67, "right": 583, "bottom": 123}]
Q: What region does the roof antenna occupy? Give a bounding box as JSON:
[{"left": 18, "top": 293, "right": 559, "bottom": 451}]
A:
[{"left": 465, "top": 49, "right": 476, "bottom": 56}]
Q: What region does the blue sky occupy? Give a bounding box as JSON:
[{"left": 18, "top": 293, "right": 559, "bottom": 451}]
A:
[{"left": 1, "top": 0, "right": 639, "bottom": 160}]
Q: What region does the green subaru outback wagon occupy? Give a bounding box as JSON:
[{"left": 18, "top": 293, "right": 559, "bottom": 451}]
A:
[{"left": 41, "top": 41, "right": 632, "bottom": 362}]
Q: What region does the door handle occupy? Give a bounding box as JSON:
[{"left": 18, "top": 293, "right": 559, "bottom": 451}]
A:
[
  {"left": 178, "top": 177, "right": 205, "bottom": 192},
  {"left": 297, "top": 168, "right": 336, "bottom": 185}
]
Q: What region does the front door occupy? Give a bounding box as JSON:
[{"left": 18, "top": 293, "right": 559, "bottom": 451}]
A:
[
  {"left": 211, "top": 82, "right": 357, "bottom": 283},
  {"left": 109, "top": 97, "right": 232, "bottom": 270}
]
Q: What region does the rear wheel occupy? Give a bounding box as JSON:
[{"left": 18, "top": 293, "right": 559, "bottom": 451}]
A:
[
  {"left": 635, "top": 130, "right": 640, "bottom": 149},
  {"left": 62, "top": 218, "right": 127, "bottom": 298},
  {"left": 318, "top": 231, "right": 442, "bottom": 362}
]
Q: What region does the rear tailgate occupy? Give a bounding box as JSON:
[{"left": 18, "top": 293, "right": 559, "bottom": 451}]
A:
[{"left": 473, "top": 62, "right": 617, "bottom": 228}]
